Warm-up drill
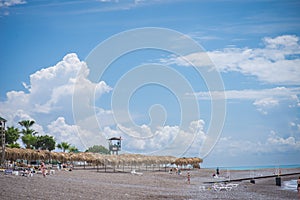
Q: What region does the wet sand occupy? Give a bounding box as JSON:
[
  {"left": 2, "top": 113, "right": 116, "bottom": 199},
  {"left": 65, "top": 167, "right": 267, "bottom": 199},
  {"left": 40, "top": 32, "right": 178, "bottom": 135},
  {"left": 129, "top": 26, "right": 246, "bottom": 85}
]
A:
[{"left": 1, "top": 167, "right": 299, "bottom": 200}]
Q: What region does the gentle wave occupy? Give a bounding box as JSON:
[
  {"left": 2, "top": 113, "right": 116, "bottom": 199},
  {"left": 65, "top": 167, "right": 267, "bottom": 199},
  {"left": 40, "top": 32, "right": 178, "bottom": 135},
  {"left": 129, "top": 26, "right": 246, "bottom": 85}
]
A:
[{"left": 282, "top": 179, "right": 297, "bottom": 192}]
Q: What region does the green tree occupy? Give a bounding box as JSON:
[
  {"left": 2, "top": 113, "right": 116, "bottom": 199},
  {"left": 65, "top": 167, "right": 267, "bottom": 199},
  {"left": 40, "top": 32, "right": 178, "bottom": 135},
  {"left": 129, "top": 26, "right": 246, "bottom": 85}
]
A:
[
  {"left": 57, "top": 142, "right": 70, "bottom": 152},
  {"left": 19, "top": 120, "right": 38, "bottom": 149},
  {"left": 21, "top": 134, "right": 37, "bottom": 149},
  {"left": 86, "top": 145, "right": 110, "bottom": 154},
  {"left": 34, "top": 135, "right": 56, "bottom": 151},
  {"left": 7, "top": 143, "right": 20, "bottom": 148},
  {"left": 68, "top": 145, "right": 79, "bottom": 153},
  {"left": 0, "top": 126, "right": 20, "bottom": 147}
]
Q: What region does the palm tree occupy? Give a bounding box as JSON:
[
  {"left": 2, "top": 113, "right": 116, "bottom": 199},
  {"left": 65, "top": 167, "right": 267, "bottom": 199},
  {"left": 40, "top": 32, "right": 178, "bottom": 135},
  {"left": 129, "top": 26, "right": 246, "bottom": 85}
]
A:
[
  {"left": 19, "top": 120, "right": 37, "bottom": 135},
  {"left": 57, "top": 142, "right": 70, "bottom": 152},
  {"left": 68, "top": 146, "right": 79, "bottom": 153},
  {"left": 19, "top": 120, "right": 38, "bottom": 149}
]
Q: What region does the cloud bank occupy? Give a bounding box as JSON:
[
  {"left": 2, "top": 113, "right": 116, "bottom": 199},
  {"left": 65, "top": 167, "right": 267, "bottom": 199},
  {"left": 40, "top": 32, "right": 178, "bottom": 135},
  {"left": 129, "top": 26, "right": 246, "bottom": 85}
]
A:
[{"left": 161, "top": 35, "right": 300, "bottom": 85}]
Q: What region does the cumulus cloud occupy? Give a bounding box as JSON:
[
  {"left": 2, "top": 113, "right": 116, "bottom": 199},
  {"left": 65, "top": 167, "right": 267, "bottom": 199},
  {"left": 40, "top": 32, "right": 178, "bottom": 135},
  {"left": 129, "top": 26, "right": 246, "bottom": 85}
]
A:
[
  {"left": 0, "top": 53, "right": 112, "bottom": 150},
  {"left": 1, "top": 53, "right": 111, "bottom": 117},
  {"left": 101, "top": 119, "right": 207, "bottom": 156},
  {"left": 162, "top": 35, "right": 300, "bottom": 85},
  {"left": 0, "top": 52, "right": 207, "bottom": 155},
  {"left": 47, "top": 117, "right": 87, "bottom": 150}
]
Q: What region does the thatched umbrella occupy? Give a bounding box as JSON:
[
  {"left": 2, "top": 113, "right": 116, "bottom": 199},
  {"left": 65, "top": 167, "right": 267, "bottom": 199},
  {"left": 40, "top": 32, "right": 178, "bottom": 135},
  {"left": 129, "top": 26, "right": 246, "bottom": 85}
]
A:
[
  {"left": 94, "top": 153, "right": 105, "bottom": 165},
  {"left": 51, "top": 152, "right": 65, "bottom": 162},
  {"left": 4, "top": 147, "right": 15, "bottom": 161}
]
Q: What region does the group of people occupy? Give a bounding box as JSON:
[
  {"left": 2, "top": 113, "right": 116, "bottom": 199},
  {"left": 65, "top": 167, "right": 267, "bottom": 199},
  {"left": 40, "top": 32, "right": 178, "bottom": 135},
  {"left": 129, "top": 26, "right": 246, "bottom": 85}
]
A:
[
  {"left": 57, "top": 163, "right": 73, "bottom": 171},
  {"left": 168, "top": 167, "right": 181, "bottom": 175}
]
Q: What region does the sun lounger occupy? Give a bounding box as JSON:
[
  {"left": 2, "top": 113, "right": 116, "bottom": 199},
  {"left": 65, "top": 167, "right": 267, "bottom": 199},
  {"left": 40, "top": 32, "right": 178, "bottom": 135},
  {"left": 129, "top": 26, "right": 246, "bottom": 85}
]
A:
[
  {"left": 4, "top": 169, "right": 13, "bottom": 175},
  {"left": 212, "top": 183, "right": 235, "bottom": 191},
  {"left": 226, "top": 183, "right": 238, "bottom": 188},
  {"left": 131, "top": 170, "right": 143, "bottom": 176},
  {"left": 12, "top": 171, "right": 19, "bottom": 176}
]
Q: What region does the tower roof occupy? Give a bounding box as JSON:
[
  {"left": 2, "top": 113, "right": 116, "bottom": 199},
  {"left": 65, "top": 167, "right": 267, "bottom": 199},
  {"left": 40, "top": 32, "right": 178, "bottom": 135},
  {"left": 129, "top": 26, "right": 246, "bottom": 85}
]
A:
[
  {"left": 108, "top": 137, "right": 121, "bottom": 141},
  {"left": 0, "top": 117, "right": 6, "bottom": 122}
]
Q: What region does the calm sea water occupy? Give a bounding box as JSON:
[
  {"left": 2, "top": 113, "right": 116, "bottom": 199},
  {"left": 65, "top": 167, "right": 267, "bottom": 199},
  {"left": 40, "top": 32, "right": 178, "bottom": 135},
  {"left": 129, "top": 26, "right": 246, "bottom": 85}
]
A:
[{"left": 205, "top": 164, "right": 300, "bottom": 170}]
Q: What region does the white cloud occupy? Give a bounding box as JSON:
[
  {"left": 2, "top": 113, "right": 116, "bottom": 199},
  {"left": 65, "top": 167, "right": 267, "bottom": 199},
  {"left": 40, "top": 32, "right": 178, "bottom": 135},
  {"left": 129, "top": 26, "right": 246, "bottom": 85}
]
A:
[
  {"left": 1, "top": 53, "right": 111, "bottom": 116},
  {"left": 267, "top": 131, "right": 300, "bottom": 152},
  {"left": 0, "top": 53, "right": 112, "bottom": 150},
  {"left": 253, "top": 97, "right": 279, "bottom": 114},
  {"left": 193, "top": 87, "right": 300, "bottom": 100},
  {"left": 163, "top": 35, "right": 300, "bottom": 84},
  {"left": 47, "top": 117, "right": 85, "bottom": 150},
  {"left": 190, "top": 87, "right": 299, "bottom": 114},
  {"left": 214, "top": 131, "right": 300, "bottom": 156},
  {"left": 0, "top": 0, "right": 26, "bottom": 8},
  {"left": 101, "top": 119, "right": 206, "bottom": 156}
]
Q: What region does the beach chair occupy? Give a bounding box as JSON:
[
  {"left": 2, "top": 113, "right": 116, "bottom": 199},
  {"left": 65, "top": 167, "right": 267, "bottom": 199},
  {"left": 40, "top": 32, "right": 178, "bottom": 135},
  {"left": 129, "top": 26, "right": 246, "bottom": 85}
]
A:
[
  {"left": 212, "top": 183, "right": 233, "bottom": 191},
  {"left": 226, "top": 183, "right": 238, "bottom": 188},
  {"left": 131, "top": 170, "right": 143, "bottom": 176},
  {"left": 4, "top": 169, "right": 13, "bottom": 175}
]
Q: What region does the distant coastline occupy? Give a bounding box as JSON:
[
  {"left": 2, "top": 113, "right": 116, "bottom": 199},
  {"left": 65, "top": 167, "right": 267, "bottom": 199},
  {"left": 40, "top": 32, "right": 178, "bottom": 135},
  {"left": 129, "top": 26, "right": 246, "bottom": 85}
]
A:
[{"left": 203, "top": 164, "right": 300, "bottom": 170}]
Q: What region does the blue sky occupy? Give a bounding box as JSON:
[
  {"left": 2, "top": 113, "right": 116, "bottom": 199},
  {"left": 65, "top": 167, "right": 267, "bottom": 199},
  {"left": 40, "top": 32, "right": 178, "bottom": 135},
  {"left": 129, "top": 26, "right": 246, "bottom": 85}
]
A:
[{"left": 0, "top": 0, "right": 300, "bottom": 167}]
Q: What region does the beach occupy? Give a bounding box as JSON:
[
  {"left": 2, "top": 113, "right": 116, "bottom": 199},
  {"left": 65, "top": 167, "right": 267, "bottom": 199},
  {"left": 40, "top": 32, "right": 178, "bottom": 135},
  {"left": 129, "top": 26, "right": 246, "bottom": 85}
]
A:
[{"left": 0, "top": 167, "right": 299, "bottom": 200}]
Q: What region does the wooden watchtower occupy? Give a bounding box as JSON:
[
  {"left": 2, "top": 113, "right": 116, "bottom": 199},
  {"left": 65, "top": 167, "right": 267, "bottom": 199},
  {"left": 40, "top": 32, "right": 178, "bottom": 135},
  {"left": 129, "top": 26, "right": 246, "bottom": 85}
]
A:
[
  {"left": 0, "top": 117, "right": 7, "bottom": 166},
  {"left": 108, "top": 137, "right": 122, "bottom": 155}
]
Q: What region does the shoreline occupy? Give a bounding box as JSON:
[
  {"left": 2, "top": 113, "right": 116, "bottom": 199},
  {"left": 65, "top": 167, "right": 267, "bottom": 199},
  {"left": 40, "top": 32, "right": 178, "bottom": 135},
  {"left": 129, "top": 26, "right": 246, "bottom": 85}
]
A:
[
  {"left": 202, "top": 164, "right": 300, "bottom": 170},
  {"left": 1, "top": 167, "right": 299, "bottom": 199}
]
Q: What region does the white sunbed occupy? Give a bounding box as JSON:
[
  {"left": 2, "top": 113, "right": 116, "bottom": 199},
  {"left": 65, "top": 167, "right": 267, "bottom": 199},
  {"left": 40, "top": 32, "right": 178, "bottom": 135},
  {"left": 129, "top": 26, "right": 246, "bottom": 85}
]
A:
[
  {"left": 131, "top": 170, "right": 143, "bottom": 176},
  {"left": 212, "top": 183, "right": 238, "bottom": 191}
]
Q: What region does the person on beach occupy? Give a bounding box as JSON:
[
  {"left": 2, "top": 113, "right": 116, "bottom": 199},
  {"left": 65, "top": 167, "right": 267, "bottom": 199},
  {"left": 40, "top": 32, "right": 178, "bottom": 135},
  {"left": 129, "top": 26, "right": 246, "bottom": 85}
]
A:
[
  {"left": 41, "top": 162, "right": 46, "bottom": 177},
  {"left": 216, "top": 167, "right": 219, "bottom": 175},
  {"left": 187, "top": 171, "right": 190, "bottom": 184},
  {"left": 297, "top": 176, "right": 300, "bottom": 192}
]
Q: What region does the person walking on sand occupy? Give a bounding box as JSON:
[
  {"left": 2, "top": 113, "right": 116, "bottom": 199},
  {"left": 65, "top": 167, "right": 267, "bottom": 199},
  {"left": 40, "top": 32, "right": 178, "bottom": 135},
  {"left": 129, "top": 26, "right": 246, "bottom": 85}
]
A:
[
  {"left": 187, "top": 171, "right": 190, "bottom": 184},
  {"left": 297, "top": 176, "right": 300, "bottom": 192},
  {"left": 216, "top": 167, "right": 219, "bottom": 176}
]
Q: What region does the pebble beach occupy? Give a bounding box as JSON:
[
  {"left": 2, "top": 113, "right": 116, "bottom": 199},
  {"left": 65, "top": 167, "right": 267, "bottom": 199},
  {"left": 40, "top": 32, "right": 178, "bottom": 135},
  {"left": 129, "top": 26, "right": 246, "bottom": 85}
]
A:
[{"left": 1, "top": 167, "right": 299, "bottom": 200}]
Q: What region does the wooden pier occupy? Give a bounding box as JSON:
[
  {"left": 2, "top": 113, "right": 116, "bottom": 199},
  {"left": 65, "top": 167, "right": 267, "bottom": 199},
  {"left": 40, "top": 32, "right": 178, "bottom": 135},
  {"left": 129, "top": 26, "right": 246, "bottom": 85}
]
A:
[{"left": 203, "top": 172, "right": 300, "bottom": 184}]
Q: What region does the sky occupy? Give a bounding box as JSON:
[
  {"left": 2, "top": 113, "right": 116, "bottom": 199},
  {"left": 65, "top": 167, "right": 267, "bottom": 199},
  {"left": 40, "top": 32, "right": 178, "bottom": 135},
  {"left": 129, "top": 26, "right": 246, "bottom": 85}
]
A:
[{"left": 0, "top": 0, "right": 300, "bottom": 168}]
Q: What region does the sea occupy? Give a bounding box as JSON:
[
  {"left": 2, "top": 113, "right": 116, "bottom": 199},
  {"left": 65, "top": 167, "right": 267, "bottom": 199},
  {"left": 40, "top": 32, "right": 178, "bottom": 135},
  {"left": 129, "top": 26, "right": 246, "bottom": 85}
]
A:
[{"left": 204, "top": 164, "right": 300, "bottom": 170}]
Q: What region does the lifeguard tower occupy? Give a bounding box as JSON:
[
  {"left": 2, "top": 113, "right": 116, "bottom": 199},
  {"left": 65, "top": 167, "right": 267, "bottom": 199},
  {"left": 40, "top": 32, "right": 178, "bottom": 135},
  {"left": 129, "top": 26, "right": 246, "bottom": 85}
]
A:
[
  {"left": 0, "top": 117, "right": 7, "bottom": 166},
  {"left": 108, "top": 137, "right": 122, "bottom": 155}
]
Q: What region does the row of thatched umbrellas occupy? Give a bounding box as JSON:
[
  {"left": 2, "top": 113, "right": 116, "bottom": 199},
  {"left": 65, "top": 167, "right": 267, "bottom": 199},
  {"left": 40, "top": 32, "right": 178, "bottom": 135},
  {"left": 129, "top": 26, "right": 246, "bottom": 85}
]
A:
[{"left": 3, "top": 148, "right": 202, "bottom": 167}]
